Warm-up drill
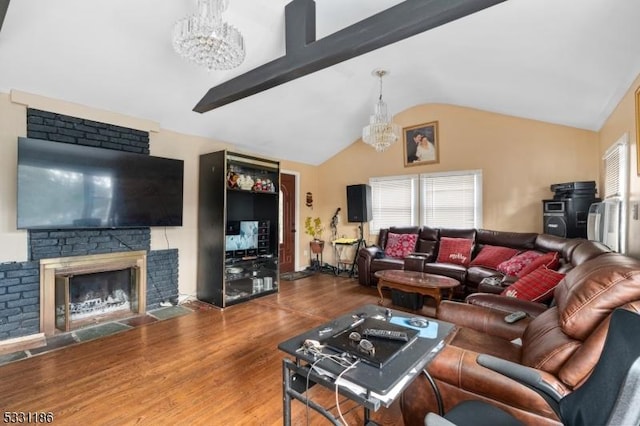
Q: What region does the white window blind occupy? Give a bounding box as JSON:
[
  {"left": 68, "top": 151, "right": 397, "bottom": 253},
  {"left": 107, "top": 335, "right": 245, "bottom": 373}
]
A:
[
  {"left": 602, "top": 135, "right": 629, "bottom": 253},
  {"left": 369, "top": 175, "right": 418, "bottom": 234},
  {"left": 603, "top": 142, "right": 626, "bottom": 199},
  {"left": 369, "top": 170, "right": 482, "bottom": 234},
  {"left": 420, "top": 171, "right": 481, "bottom": 228}
]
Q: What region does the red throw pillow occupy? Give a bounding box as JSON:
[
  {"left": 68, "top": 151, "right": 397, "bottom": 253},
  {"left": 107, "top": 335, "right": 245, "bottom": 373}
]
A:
[
  {"left": 470, "top": 245, "right": 519, "bottom": 269},
  {"left": 501, "top": 266, "right": 565, "bottom": 302},
  {"left": 436, "top": 237, "right": 473, "bottom": 267},
  {"left": 497, "top": 250, "right": 543, "bottom": 276},
  {"left": 516, "top": 251, "right": 560, "bottom": 277},
  {"left": 384, "top": 232, "right": 418, "bottom": 259}
]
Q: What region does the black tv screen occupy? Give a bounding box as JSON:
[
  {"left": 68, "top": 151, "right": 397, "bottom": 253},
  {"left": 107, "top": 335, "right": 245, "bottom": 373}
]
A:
[{"left": 17, "top": 137, "right": 184, "bottom": 229}]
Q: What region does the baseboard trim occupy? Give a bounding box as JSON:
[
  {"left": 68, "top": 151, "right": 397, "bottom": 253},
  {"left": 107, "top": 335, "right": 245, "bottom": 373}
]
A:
[{"left": 0, "top": 333, "right": 46, "bottom": 356}]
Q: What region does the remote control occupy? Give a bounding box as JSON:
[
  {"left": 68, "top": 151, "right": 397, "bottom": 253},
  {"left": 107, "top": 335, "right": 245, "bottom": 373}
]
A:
[
  {"left": 504, "top": 311, "right": 527, "bottom": 324},
  {"left": 482, "top": 276, "right": 502, "bottom": 286},
  {"left": 363, "top": 328, "right": 409, "bottom": 342}
]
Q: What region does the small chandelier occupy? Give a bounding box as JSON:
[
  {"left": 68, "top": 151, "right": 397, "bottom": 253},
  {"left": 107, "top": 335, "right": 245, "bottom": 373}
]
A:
[
  {"left": 173, "top": 0, "right": 245, "bottom": 71},
  {"left": 362, "top": 69, "right": 400, "bottom": 152}
]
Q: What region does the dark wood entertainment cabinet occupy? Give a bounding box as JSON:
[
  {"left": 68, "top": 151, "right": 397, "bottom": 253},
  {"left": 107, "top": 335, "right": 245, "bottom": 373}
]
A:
[{"left": 197, "top": 150, "right": 280, "bottom": 308}]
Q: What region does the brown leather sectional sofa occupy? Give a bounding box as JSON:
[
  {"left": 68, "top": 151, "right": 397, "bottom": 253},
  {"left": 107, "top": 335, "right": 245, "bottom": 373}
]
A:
[
  {"left": 399, "top": 245, "right": 640, "bottom": 425},
  {"left": 356, "top": 226, "right": 604, "bottom": 297}
]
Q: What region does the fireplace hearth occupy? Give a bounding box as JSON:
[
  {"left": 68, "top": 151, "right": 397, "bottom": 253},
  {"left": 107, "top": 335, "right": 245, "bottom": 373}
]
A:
[{"left": 40, "top": 251, "right": 147, "bottom": 335}]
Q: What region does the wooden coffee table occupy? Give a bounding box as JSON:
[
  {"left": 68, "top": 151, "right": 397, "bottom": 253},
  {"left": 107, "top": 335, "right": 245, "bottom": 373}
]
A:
[{"left": 374, "top": 270, "right": 460, "bottom": 308}]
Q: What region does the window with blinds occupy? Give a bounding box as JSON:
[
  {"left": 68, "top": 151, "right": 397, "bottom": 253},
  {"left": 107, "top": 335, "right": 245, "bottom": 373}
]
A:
[
  {"left": 603, "top": 141, "right": 627, "bottom": 199},
  {"left": 369, "top": 170, "right": 482, "bottom": 234},
  {"left": 601, "top": 135, "right": 629, "bottom": 254},
  {"left": 369, "top": 175, "right": 419, "bottom": 233}
]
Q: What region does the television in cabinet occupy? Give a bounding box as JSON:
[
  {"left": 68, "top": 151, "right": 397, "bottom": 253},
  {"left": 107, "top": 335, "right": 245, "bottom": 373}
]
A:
[{"left": 197, "top": 150, "right": 280, "bottom": 308}]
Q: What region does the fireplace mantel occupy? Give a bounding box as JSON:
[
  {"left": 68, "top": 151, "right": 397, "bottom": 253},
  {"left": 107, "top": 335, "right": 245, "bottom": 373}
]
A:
[{"left": 39, "top": 251, "right": 147, "bottom": 336}]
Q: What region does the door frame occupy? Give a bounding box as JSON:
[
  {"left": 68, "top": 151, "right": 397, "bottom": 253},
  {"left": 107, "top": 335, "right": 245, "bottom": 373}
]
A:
[{"left": 281, "top": 169, "right": 302, "bottom": 271}]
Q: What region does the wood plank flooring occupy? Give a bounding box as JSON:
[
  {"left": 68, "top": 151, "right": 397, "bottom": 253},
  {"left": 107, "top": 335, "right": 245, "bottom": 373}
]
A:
[{"left": 0, "top": 273, "right": 434, "bottom": 425}]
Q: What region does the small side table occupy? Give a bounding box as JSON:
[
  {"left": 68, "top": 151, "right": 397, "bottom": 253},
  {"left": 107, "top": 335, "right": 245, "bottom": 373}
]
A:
[{"left": 332, "top": 238, "right": 362, "bottom": 277}]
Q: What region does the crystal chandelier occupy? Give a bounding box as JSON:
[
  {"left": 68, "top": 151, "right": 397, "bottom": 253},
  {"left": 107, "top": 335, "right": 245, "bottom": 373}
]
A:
[
  {"left": 362, "top": 69, "right": 400, "bottom": 152},
  {"left": 173, "top": 0, "right": 245, "bottom": 71}
]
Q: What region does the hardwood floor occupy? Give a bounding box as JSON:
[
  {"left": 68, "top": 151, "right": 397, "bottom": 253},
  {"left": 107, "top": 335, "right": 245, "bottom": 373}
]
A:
[{"left": 0, "top": 273, "right": 431, "bottom": 425}]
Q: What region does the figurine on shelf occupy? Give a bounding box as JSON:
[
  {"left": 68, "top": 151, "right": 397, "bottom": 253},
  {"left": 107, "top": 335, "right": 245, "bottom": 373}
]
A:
[
  {"left": 237, "top": 174, "right": 254, "bottom": 190},
  {"left": 266, "top": 179, "right": 275, "bottom": 192},
  {"left": 253, "top": 178, "right": 263, "bottom": 191},
  {"left": 227, "top": 171, "right": 239, "bottom": 189}
]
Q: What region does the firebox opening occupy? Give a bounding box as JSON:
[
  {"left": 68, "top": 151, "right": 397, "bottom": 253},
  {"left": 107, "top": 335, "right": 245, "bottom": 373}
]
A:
[{"left": 55, "top": 268, "right": 139, "bottom": 332}]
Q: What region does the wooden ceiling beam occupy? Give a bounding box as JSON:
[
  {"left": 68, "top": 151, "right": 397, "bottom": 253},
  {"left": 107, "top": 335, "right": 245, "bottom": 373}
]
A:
[
  {"left": 0, "top": 0, "right": 10, "bottom": 34},
  {"left": 194, "top": 0, "right": 507, "bottom": 113}
]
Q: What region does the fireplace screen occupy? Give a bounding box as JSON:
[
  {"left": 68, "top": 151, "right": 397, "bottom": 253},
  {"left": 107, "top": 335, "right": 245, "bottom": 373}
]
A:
[{"left": 55, "top": 267, "right": 139, "bottom": 331}]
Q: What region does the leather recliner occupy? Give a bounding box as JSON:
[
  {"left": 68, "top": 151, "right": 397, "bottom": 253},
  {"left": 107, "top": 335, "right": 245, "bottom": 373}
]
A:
[{"left": 400, "top": 251, "right": 640, "bottom": 426}]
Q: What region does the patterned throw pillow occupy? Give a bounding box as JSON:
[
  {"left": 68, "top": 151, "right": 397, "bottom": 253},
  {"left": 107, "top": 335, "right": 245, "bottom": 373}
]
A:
[
  {"left": 502, "top": 266, "right": 565, "bottom": 302},
  {"left": 469, "top": 245, "right": 520, "bottom": 269},
  {"left": 497, "top": 250, "right": 543, "bottom": 276},
  {"left": 384, "top": 233, "right": 418, "bottom": 258},
  {"left": 436, "top": 237, "right": 474, "bottom": 267},
  {"left": 516, "top": 251, "right": 560, "bottom": 277}
]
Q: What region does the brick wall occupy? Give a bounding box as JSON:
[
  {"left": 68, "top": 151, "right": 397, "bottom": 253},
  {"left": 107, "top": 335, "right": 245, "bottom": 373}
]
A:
[
  {"left": 0, "top": 109, "right": 180, "bottom": 341},
  {"left": 0, "top": 262, "right": 40, "bottom": 340},
  {"left": 147, "top": 249, "right": 180, "bottom": 309},
  {"left": 27, "top": 108, "right": 149, "bottom": 154},
  {"left": 29, "top": 229, "right": 151, "bottom": 261}
]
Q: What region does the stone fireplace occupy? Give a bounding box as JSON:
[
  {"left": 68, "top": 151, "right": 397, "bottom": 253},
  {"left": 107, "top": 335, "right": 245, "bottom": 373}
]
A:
[
  {"left": 39, "top": 251, "right": 147, "bottom": 336},
  {"left": 0, "top": 109, "right": 179, "bottom": 345}
]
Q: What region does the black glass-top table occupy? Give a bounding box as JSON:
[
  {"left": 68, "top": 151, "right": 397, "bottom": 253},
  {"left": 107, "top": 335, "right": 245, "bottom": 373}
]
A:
[{"left": 278, "top": 304, "right": 454, "bottom": 425}]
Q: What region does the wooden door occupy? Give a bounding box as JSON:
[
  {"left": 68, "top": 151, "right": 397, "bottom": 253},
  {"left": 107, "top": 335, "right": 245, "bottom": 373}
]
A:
[{"left": 279, "top": 173, "right": 296, "bottom": 273}]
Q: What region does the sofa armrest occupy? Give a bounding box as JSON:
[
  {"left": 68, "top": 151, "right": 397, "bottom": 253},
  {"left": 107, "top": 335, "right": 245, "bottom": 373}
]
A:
[
  {"left": 409, "top": 251, "right": 435, "bottom": 262},
  {"left": 356, "top": 245, "right": 383, "bottom": 286},
  {"left": 404, "top": 254, "right": 426, "bottom": 272},
  {"left": 465, "top": 294, "right": 548, "bottom": 318},
  {"left": 401, "top": 345, "right": 567, "bottom": 425},
  {"left": 477, "top": 354, "right": 562, "bottom": 416},
  {"left": 359, "top": 245, "right": 383, "bottom": 260},
  {"left": 436, "top": 301, "right": 530, "bottom": 341}
]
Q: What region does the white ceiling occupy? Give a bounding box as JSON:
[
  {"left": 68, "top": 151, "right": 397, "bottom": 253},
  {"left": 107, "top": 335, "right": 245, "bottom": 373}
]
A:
[{"left": 1, "top": 0, "right": 639, "bottom": 165}]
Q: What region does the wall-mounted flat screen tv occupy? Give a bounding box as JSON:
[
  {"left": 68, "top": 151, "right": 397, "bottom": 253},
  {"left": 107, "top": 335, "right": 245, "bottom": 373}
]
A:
[{"left": 17, "top": 137, "right": 184, "bottom": 229}]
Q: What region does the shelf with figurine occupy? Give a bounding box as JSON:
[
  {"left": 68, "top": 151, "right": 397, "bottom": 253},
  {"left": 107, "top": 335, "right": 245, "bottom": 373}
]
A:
[{"left": 227, "top": 170, "right": 278, "bottom": 194}]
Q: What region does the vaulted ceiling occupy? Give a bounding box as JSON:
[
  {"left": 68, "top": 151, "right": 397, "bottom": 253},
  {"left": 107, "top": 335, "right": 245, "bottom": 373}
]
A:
[{"left": 1, "top": 0, "right": 639, "bottom": 165}]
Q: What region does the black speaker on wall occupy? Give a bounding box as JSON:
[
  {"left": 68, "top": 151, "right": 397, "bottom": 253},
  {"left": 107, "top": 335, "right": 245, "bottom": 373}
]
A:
[{"left": 346, "top": 184, "right": 372, "bottom": 223}]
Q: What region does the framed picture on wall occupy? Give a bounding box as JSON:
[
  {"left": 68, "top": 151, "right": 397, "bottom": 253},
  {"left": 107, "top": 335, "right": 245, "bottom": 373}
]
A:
[
  {"left": 403, "top": 121, "right": 439, "bottom": 167},
  {"left": 636, "top": 86, "right": 640, "bottom": 176}
]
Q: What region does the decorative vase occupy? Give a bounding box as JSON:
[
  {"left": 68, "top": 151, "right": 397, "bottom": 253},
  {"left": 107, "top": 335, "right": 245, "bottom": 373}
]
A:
[{"left": 310, "top": 240, "right": 324, "bottom": 254}]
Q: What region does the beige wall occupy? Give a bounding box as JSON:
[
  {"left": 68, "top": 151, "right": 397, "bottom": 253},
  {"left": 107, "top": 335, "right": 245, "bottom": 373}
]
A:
[
  {"left": 2, "top": 86, "right": 632, "bottom": 299},
  {"left": 0, "top": 93, "right": 28, "bottom": 261},
  {"left": 149, "top": 130, "right": 229, "bottom": 298},
  {"left": 314, "top": 104, "right": 600, "bottom": 265},
  {"left": 598, "top": 73, "right": 640, "bottom": 258}
]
